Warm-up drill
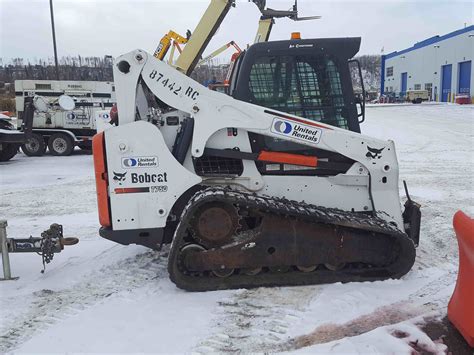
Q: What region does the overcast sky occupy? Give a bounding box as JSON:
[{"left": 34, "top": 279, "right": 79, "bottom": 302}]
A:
[{"left": 1, "top": 0, "right": 472, "bottom": 63}]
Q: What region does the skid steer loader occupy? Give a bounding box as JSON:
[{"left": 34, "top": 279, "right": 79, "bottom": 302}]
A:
[{"left": 92, "top": 34, "right": 421, "bottom": 291}]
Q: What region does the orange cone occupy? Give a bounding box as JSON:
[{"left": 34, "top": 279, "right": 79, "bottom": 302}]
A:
[{"left": 448, "top": 211, "right": 474, "bottom": 347}]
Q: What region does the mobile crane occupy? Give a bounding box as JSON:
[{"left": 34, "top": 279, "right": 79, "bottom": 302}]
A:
[{"left": 152, "top": 0, "right": 319, "bottom": 74}]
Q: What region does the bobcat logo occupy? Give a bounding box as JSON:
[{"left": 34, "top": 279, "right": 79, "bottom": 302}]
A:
[
  {"left": 113, "top": 171, "right": 127, "bottom": 182},
  {"left": 366, "top": 146, "right": 384, "bottom": 159}
]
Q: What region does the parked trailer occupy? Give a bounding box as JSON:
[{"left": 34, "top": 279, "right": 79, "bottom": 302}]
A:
[{"left": 15, "top": 80, "right": 115, "bottom": 156}]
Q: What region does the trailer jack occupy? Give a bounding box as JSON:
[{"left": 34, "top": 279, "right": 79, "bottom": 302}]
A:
[{"left": 0, "top": 220, "right": 79, "bottom": 280}]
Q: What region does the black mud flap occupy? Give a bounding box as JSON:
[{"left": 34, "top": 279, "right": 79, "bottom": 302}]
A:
[
  {"left": 402, "top": 181, "right": 421, "bottom": 247},
  {"left": 99, "top": 227, "right": 164, "bottom": 250}
]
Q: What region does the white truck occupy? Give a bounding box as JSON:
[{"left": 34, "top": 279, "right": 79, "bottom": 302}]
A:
[
  {"left": 15, "top": 80, "right": 116, "bottom": 156},
  {"left": 406, "top": 90, "right": 429, "bottom": 104}
]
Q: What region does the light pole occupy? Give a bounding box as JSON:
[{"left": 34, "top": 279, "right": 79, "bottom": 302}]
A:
[
  {"left": 49, "top": 0, "right": 59, "bottom": 80},
  {"left": 434, "top": 45, "right": 440, "bottom": 101}
]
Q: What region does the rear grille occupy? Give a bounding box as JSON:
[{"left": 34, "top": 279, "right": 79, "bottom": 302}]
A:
[{"left": 194, "top": 155, "right": 243, "bottom": 177}]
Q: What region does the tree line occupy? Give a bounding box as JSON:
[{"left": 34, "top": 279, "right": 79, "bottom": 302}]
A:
[
  {"left": 0, "top": 54, "right": 382, "bottom": 94},
  {"left": 0, "top": 55, "right": 114, "bottom": 85}
]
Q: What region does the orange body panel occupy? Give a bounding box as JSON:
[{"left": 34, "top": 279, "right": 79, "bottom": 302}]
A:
[
  {"left": 258, "top": 150, "right": 318, "bottom": 167},
  {"left": 92, "top": 132, "right": 111, "bottom": 227},
  {"left": 448, "top": 210, "right": 474, "bottom": 347}
]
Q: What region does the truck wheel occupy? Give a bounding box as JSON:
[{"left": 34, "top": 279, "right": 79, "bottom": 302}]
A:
[
  {"left": 21, "top": 133, "right": 46, "bottom": 156},
  {"left": 48, "top": 133, "right": 74, "bottom": 156},
  {"left": 0, "top": 143, "right": 19, "bottom": 162}
]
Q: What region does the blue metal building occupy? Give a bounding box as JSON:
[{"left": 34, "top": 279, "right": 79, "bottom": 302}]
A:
[{"left": 381, "top": 26, "right": 474, "bottom": 102}]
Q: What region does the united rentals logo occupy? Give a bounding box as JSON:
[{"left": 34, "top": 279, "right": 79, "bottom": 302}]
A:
[
  {"left": 121, "top": 156, "right": 158, "bottom": 168},
  {"left": 271, "top": 118, "right": 322, "bottom": 144},
  {"left": 273, "top": 120, "right": 292, "bottom": 134}
]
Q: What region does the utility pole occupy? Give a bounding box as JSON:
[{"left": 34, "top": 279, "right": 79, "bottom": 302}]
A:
[{"left": 49, "top": 0, "right": 59, "bottom": 80}]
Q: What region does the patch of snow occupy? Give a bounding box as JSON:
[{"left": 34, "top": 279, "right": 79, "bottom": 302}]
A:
[{"left": 0, "top": 104, "right": 471, "bottom": 353}]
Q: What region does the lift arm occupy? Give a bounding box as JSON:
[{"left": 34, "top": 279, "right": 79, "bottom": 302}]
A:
[
  {"left": 252, "top": 0, "right": 321, "bottom": 43},
  {"left": 254, "top": 18, "right": 274, "bottom": 43},
  {"left": 174, "top": 0, "right": 234, "bottom": 75},
  {"left": 154, "top": 30, "right": 189, "bottom": 60},
  {"left": 197, "top": 40, "right": 241, "bottom": 66}
]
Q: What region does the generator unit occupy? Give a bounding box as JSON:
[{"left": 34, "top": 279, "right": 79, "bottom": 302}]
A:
[{"left": 15, "top": 80, "right": 116, "bottom": 156}]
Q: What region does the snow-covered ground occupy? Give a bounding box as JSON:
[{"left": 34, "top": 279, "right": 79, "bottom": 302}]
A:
[{"left": 0, "top": 104, "right": 472, "bottom": 353}]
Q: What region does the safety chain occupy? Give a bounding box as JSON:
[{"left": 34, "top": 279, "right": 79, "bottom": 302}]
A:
[{"left": 39, "top": 224, "right": 62, "bottom": 273}]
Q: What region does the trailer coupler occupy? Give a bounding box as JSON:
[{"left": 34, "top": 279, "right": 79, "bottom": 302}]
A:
[{"left": 0, "top": 221, "right": 79, "bottom": 280}]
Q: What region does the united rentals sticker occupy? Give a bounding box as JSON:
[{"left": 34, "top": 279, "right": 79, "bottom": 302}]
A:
[
  {"left": 271, "top": 117, "right": 322, "bottom": 144},
  {"left": 121, "top": 156, "right": 158, "bottom": 168}
]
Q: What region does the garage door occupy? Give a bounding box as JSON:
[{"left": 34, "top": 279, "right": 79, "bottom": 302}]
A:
[
  {"left": 401, "top": 72, "right": 407, "bottom": 95},
  {"left": 441, "top": 64, "right": 452, "bottom": 102},
  {"left": 458, "top": 61, "right": 471, "bottom": 95}
]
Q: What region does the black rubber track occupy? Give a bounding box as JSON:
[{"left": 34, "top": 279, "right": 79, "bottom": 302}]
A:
[{"left": 168, "top": 187, "right": 416, "bottom": 292}]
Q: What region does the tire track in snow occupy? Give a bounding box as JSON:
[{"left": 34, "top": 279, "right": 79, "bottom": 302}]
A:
[
  {"left": 194, "top": 267, "right": 456, "bottom": 354},
  {"left": 0, "top": 250, "right": 166, "bottom": 352},
  {"left": 194, "top": 286, "right": 322, "bottom": 353}
]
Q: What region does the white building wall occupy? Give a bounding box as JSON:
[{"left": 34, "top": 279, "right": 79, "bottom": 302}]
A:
[{"left": 383, "top": 27, "right": 474, "bottom": 101}]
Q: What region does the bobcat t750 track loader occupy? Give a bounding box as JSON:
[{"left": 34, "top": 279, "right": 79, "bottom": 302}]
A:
[{"left": 92, "top": 36, "right": 421, "bottom": 291}]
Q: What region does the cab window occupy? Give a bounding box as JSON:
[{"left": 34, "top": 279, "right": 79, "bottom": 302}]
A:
[{"left": 248, "top": 55, "right": 349, "bottom": 130}]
